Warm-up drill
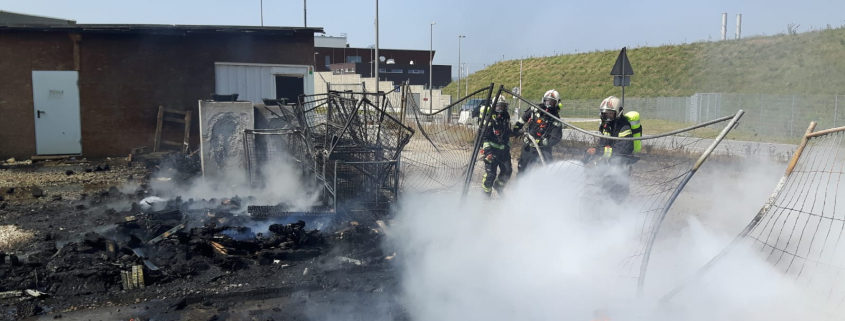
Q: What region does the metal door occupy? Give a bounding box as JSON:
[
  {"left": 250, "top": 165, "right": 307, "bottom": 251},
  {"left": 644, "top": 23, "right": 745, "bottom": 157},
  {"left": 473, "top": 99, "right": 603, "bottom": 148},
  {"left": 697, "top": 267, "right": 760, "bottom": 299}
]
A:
[{"left": 32, "top": 71, "right": 82, "bottom": 155}]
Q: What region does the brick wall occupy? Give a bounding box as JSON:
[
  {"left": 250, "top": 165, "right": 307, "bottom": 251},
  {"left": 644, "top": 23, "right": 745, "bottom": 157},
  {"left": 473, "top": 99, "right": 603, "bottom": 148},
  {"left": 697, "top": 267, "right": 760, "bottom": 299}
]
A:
[{"left": 0, "top": 30, "right": 314, "bottom": 158}]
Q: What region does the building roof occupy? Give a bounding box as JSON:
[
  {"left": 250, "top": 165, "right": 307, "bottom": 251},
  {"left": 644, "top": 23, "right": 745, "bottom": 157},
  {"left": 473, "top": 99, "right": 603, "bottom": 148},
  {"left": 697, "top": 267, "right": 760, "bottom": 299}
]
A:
[
  {"left": 0, "top": 23, "right": 324, "bottom": 36},
  {"left": 316, "top": 45, "right": 435, "bottom": 53},
  {"left": 0, "top": 10, "right": 76, "bottom": 25}
]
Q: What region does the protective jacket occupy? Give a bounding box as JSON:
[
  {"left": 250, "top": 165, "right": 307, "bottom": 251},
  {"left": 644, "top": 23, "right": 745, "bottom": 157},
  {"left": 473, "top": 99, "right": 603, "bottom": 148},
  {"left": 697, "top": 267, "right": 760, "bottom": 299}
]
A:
[
  {"left": 514, "top": 105, "right": 563, "bottom": 175},
  {"left": 514, "top": 105, "right": 563, "bottom": 147},
  {"left": 479, "top": 111, "right": 513, "bottom": 196},
  {"left": 597, "top": 117, "right": 634, "bottom": 162},
  {"left": 481, "top": 111, "right": 512, "bottom": 150}
]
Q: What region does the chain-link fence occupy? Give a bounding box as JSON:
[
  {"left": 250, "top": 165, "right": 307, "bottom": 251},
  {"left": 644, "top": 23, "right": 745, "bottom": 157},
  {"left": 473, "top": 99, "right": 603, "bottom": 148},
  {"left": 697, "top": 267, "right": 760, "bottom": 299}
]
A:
[{"left": 555, "top": 93, "right": 843, "bottom": 143}]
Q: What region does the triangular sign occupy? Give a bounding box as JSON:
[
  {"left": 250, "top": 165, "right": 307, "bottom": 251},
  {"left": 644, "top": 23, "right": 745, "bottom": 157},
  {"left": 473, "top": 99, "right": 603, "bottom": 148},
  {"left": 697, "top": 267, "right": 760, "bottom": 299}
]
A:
[{"left": 610, "top": 47, "right": 635, "bottom": 76}]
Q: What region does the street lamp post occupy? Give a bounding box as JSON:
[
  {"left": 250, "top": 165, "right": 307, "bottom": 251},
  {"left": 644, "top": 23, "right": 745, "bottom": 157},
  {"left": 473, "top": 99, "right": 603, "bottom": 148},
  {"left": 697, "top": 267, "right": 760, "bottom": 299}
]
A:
[
  {"left": 458, "top": 35, "right": 465, "bottom": 98},
  {"left": 375, "top": 0, "right": 380, "bottom": 107},
  {"left": 430, "top": 22, "right": 435, "bottom": 113}
]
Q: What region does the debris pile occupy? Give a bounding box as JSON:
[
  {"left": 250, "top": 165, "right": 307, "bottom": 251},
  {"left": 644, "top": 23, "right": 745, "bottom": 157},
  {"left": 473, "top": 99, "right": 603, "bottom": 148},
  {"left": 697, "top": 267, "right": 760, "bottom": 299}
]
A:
[{"left": 0, "top": 195, "right": 349, "bottom": 318}]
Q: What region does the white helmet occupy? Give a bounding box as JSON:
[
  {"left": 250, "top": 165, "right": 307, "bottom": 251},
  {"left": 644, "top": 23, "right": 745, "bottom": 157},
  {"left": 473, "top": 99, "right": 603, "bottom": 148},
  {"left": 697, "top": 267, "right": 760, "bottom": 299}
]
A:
[
  {"left": 494, "top": 95, "right": 508, "bottom": 112},
  {"left": 542, "top": 89, "right": 561, "bottom": 108},
  {"left": 599, "top": 96, "right": 622, "bottom": 121}
]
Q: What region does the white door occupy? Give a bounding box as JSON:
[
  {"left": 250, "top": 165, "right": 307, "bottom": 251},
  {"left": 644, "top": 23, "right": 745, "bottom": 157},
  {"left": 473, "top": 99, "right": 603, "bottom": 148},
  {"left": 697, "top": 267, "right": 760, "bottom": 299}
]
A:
[{"left": 32, "top": 71, "right": 82, "bottom": 155}]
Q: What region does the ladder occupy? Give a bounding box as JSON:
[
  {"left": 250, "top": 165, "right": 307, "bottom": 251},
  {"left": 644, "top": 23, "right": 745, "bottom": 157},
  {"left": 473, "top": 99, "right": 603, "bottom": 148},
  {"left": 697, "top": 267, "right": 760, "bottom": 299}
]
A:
[{"left": 153, "top": 105, "right": 192, "bottom": 153}]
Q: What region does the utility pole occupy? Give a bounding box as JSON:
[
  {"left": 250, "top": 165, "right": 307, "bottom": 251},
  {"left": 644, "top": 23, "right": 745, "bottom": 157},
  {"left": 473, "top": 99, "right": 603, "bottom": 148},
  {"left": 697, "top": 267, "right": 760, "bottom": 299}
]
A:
[
  {"left": 260, "top": 0, "right": 264, "bottom": 26},
  {"left": 430, "top": 22, "right": 436, "bottom": 114},
  {"left": 518, "top": 60, "right": 523, "bottom": 114},
  {"left": 721, "top": 13, "right": 727, "bottom": 41},
  {"left": 304, "top": 0, "right": 307, "bottom": 27},
  {"left": 736, "top": 14, "right": 742, "bottom": 39},
  {"left": 458, "top": 35, "right": 465, "bottom": 98},
  {"left": 375, "top": 0, "right": 380, "bottom": 107}
]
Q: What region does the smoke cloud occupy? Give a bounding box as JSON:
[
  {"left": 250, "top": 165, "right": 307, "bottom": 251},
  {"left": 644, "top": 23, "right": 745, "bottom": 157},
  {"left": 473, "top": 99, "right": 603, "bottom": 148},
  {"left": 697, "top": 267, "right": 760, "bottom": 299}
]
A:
[
  {"left": 387, "top": 158, "right": 817, "bottom": 320},
  {"left": 148, "top": 150, "right": 322, "bottom": 213}
]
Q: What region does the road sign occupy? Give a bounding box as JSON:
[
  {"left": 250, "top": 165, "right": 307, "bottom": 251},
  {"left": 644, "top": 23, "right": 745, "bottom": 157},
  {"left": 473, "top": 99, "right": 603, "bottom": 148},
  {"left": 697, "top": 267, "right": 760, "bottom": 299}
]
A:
[{"left": 610, "top": 47, "right": 634, "bottom": 76}]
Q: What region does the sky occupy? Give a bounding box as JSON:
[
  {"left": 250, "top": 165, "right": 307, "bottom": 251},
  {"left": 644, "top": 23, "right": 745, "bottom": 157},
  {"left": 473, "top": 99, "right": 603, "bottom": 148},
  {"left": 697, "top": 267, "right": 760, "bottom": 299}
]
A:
[{"left": 2, "top": 0, "right": 844, "bottom": 77}]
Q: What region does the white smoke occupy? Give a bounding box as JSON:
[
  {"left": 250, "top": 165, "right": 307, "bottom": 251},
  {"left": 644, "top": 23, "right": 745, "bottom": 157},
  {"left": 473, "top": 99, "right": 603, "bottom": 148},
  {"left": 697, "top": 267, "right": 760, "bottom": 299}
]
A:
[
  {"left": 387, "top": 158, "right": 817, "bottom": 320},
  {"left": 149, "top": 150, "right": 321, "bottom": 212}
]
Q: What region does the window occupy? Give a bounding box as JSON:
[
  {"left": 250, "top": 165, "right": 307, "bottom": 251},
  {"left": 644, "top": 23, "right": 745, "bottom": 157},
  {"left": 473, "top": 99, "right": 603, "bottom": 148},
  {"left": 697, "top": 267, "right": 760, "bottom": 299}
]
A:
[
  {"left": 378, "top": 68, "right": 386, "bottom": 73},
  {"left": 350, "top": 68, "right": 355, "bottom": 72},
  {"left": 384, "top": 69, "right": 403, "bottom": 74},
  {"left": 324, "top": 56, "right": 330, "bottom": 68},
  {"left": 346, "top": 56, "right": 362, "bottom": 63},
  {"left": 408, "top": 69, "right": 425, "bottom": 74}
]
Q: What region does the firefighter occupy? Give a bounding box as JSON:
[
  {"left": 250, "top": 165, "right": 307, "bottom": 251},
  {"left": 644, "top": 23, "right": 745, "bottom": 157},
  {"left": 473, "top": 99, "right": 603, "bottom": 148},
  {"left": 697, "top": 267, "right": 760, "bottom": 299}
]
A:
[
  {"left": 479, "top": 95, "right": 513, "bottom": 197},
  {"left": 585, "top": 96, "right": 637, "bottom": 202},
  {"left": 513, "top": 89, "right": 564, "bottom": 175}
]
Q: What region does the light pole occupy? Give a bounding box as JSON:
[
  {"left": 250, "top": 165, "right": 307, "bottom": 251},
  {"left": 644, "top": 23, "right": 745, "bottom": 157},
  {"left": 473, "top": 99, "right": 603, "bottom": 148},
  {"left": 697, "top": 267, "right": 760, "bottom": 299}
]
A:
[
  {"left": 375, "top": 0, "right": 380, "bottom": 107},
  {"left": 430, "top": 22, "right": 435, "bottom": 113},
  {"left": 458, "top": 35, "right": 465, "bottom": 98}
]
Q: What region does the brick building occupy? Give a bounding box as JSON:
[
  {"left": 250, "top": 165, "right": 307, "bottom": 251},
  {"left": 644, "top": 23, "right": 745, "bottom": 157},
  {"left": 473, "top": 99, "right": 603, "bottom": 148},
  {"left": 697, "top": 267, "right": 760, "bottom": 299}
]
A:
[{"left": 0, "top": 21, "right": 322, "bottom": 158}]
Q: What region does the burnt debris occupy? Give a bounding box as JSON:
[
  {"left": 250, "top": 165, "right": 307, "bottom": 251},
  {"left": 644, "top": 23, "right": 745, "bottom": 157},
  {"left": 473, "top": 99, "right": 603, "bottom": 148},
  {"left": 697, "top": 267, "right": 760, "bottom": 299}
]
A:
[{"left": 0, "top": 194, "right": 361, "bottom": 318}]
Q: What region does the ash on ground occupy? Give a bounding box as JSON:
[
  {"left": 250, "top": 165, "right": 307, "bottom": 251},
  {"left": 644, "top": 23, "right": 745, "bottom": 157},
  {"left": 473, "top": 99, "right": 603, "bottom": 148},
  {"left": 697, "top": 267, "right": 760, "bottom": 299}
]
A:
[{"left": 0, "top": 157, "right": 403, "bottom": 321}]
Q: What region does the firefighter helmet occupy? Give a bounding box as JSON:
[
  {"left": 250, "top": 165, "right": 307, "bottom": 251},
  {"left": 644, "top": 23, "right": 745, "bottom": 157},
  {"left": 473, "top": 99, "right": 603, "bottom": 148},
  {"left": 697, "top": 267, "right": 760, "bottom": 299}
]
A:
[
  {"left": 599, "top": 96, "right": 622, "bottom": 121},
  {"left": 542, "top": 89, "right": 561, "bottom": 108},
  {"left": 494, "top": 95, "right": 508, "bottom": 113}
]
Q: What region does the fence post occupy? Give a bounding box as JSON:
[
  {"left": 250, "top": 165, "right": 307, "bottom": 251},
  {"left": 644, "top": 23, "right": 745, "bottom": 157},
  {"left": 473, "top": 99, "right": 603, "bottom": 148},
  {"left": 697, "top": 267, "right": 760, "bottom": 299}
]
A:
[{"left": 835, "top": 94, "right": 839, "bottom": 128}]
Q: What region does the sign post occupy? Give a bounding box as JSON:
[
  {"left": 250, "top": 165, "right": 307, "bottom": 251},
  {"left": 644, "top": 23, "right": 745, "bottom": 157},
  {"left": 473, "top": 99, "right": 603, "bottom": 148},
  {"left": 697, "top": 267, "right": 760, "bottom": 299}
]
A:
[{"left": 610, "top": 47, "right": 635, "bottom": 107}]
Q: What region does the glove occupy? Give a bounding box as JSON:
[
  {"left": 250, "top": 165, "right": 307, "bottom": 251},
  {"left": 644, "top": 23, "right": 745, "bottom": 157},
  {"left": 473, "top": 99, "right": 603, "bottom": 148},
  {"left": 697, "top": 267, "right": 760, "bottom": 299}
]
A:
[
  {"left": 587, "top": 147, "right": 596, "bottom": 155},
  {"left": 541, "top": 138, "right": 548, "bottom": 146},
  {"left": 602, "top": 146, "right": 612, "bottom": 158},
  {"left": 479, "top": 148, "right": 485, "bottom": 155},
  {"left": 485, "top": 154, "right": 494, "bottom": 162}
]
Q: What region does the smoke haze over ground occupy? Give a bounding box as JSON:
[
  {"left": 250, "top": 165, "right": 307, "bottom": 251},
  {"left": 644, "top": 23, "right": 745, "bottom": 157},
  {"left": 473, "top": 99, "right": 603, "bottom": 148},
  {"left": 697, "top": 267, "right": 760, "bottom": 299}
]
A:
[
  {"left": 148, "top": 153, "right": 322, "bottom": 212},
  {"left": 387, "top": 158, "right": 816, "bottom": 320}
]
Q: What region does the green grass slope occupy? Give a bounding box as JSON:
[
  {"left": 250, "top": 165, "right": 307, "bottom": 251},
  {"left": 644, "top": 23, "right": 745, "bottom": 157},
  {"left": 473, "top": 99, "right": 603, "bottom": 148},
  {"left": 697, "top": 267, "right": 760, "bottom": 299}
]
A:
[{"left": 445, "top": 27, "right": 845, "bottom": 100}]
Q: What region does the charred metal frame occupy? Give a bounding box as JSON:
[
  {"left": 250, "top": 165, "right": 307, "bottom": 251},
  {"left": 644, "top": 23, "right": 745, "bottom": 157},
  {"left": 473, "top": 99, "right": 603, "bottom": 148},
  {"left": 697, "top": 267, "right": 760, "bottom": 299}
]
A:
[{"left": 246, "top": 89, "right": 414, "bottom": 215}]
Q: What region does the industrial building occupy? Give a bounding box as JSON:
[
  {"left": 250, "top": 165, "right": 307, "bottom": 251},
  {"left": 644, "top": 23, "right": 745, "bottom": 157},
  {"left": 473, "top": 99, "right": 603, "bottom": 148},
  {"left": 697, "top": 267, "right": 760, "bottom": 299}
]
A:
[{"left": 314, "top": 34, "right": 451, "bottom": 87}]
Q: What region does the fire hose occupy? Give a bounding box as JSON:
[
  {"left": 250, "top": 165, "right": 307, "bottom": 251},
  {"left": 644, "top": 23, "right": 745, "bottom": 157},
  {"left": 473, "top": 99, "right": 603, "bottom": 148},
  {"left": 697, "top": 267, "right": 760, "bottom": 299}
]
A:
[{"left": 523, "top": 131, "right": 547, "bottom": 166}]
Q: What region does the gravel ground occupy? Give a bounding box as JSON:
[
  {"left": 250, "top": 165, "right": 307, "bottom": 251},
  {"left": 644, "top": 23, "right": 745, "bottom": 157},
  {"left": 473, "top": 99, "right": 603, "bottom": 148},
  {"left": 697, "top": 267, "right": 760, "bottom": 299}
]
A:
[{"left": 0, "top": 158, "right": 146, "bottom": 206}]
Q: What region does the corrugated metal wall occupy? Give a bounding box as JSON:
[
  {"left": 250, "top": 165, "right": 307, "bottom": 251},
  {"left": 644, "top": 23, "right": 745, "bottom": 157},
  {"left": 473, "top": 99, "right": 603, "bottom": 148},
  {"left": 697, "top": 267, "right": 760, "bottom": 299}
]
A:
[{"left": 214, "top": 63, "right": 314, "bottom": 103}]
